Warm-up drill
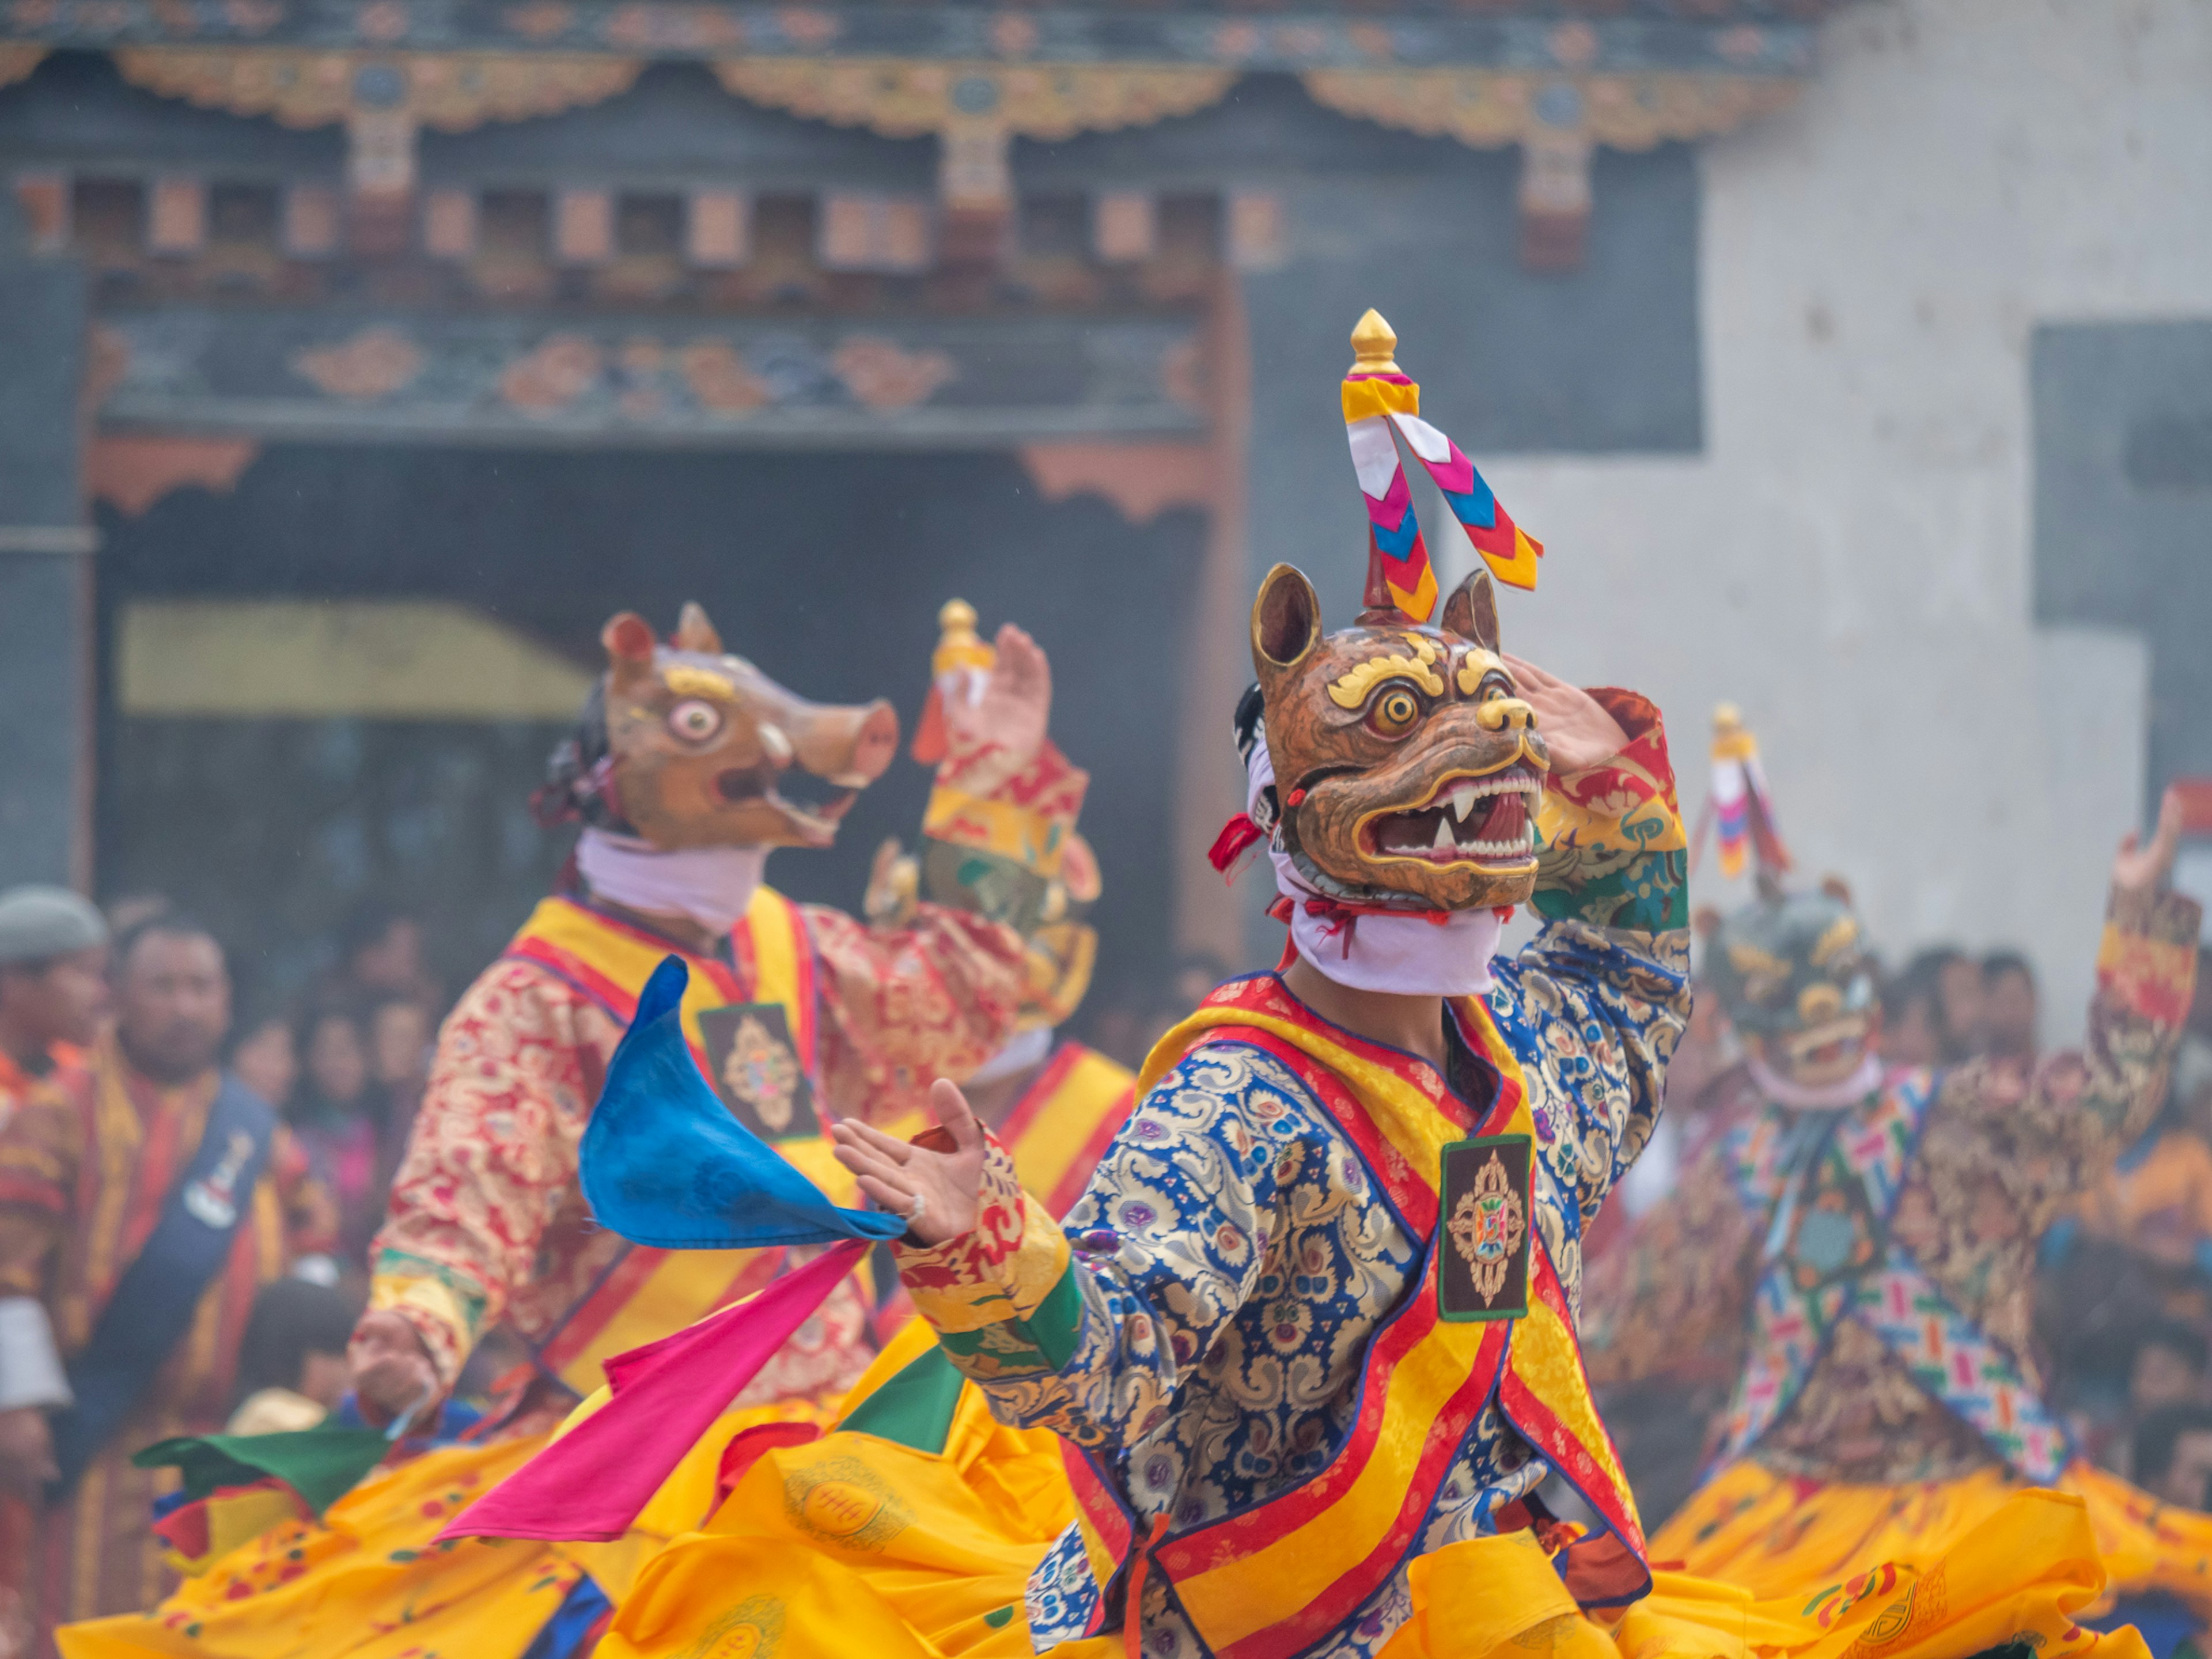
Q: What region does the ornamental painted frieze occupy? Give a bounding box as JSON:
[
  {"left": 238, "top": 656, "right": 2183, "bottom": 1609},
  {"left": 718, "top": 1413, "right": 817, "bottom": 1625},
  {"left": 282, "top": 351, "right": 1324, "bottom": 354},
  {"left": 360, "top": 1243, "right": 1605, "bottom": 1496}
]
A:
[
  {"left": 111, "top": 44, "right": 642, "bottom": 130},
  {"left": 0, "top": 2, "right": 1823, "bottom": 77},
  {"left": 89, "top": 311, "right": 1207, "bottom": 445}
]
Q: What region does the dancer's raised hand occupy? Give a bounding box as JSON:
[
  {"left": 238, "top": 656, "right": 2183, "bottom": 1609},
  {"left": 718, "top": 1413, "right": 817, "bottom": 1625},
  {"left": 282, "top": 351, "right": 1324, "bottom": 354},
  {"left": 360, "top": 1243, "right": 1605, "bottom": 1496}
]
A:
[
  {"left": 831, "top": 1078, "right": 987, "bottom": 1247},
  {"left": 2114, "top": 785, "right": 2186, "bottom": 897},
  {"left": 1500, "top": 654, "right": 1630, "bottom": 776},
  {"left": 945, "top": 624, "right": 1052, "bottom": 771}
]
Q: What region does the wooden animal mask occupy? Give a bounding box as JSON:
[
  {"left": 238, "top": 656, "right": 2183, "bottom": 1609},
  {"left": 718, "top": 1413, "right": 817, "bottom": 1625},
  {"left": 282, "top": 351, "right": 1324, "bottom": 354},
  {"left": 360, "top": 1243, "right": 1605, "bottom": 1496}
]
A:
[
  {"left": 1250, "top": 563, "right": 1547, "bottom": 913},
  {"left": 545, "top": 602, "right": 899, "bottom": 851}
]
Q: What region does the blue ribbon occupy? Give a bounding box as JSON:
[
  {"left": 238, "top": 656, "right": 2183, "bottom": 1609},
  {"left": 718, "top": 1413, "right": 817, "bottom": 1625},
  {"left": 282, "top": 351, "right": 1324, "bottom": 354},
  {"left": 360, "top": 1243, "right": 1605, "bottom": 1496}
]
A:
[{"left": 579, "top": 957, "right": 906, "bottom": 1251}]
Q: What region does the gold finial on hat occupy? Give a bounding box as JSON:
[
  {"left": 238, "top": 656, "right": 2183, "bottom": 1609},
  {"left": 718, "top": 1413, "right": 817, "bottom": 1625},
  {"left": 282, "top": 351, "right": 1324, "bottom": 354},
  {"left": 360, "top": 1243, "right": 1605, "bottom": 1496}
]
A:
[
  {"left": 931, "top": 597, "right": 992, "bottom": 677},
  {"left": 1349, "top": 309, "right": 1400, "bottom": 375}
]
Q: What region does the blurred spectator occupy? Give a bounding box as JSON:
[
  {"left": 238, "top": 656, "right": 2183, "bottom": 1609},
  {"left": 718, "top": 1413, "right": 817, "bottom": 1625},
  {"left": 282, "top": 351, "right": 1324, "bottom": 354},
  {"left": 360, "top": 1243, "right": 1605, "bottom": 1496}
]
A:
[
  {"left": 1982, "top": 948, "right": 2039, "bottom": 1063},
  {"left": 2074, "top": 1080, "right": 2212, "bottom": 1279},
  {"left": 319, "top": 900, "right": 440, "bottom": 1016},
  {"left": 0, "top": 889, "right": 107, "bottom": 1658},
  {"left": 225, "top": 1277, "right": 359, "bottom": 1436},
  {"left": 2132, "top": 1319, "right": 2210, "bottom": 1420},
  {"left": 0, "top": 888, "right": 109, "bottom": 1131},
  {"left": 0, "top": 914, "right": 334, "bottom": 1638},
  {"left": 1933, "top": 948, "right": 1985, "bottom": 1062},
  {"left": 226, "top": 1006, "right": 298, "bottom": 1113},
  {"left": 366, "top": 994, "right": 432, "bottom": 1203},
  {"left": 2135, "top": 1404, "right": 2212, "bottom": 1512},
  {"left": 100, "top": 893, "right": 170, "bottom": 941},
  {"left": 1881, "top": 953, "right": 1949, "bottom": 1068},
  {"left": 291, "top": 1007, "right": 387, "bottom": 1269}
]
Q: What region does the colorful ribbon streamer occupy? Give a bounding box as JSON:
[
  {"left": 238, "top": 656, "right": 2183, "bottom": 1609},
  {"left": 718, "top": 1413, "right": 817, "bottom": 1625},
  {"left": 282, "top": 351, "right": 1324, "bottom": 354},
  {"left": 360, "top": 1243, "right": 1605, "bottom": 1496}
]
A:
[{"left": 1342, "top": 312, "right": 1544, "bottom": 619}]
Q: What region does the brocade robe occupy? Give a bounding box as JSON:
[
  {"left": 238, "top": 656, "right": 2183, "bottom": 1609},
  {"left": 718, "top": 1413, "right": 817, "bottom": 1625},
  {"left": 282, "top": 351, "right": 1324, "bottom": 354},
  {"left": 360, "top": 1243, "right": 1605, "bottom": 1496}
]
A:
[
  {"left": 369, "top": 738, "right": 1085, "bottom": 1410},
  {"left": 1582, "top": 884, "right": 2202, "bottom": 1486},
  {"left": 897, "top": 691, "right": 1691, "bottom": 1658}
]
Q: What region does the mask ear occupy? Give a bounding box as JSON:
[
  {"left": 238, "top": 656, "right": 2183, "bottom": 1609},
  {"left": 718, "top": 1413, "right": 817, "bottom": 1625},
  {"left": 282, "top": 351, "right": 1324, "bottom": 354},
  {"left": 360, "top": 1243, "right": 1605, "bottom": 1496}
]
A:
[
  {"left": 1250, "top": 564, "right": 1322, "bottom": 683},
  {"left": 673, "top": 601, "right": 723, "bottom": 655},
  {"left": 1439, "top": 568, "right": 1500, "bottom": 655},
  {"left": 602, "top": 611, "right": 657, "bottom": 694}
]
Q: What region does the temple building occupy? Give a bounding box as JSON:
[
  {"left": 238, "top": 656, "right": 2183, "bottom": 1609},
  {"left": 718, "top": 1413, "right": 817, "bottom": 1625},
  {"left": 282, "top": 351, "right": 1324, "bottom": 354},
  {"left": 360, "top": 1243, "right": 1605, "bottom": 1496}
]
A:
[{"left": 0, "top": 0, "right": 2203, "bottom": 1028}]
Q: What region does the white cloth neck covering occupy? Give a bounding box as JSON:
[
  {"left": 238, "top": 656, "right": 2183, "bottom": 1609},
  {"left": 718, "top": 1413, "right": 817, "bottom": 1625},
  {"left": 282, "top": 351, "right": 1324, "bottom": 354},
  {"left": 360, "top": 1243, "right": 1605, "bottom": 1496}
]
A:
[
  {"left": 1248, "top": 737, "right": 1503, "bottom": 998},
  {"left": 1746, "top": 1050, "right": 1886, "bottom": 1111},
  {"left": 575, "top": 828, "right": 767, "bottom": 938}
]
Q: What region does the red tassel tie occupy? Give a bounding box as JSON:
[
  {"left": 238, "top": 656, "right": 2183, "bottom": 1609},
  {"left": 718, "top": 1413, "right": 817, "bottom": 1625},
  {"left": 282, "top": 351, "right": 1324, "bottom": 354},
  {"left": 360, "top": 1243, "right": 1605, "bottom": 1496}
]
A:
[
  {"left": 1207, "top": 813, "right": 1266, "bottom": 879},
  {"left": 1267, "top": 892, "right": 1457, "bottom": 957}
]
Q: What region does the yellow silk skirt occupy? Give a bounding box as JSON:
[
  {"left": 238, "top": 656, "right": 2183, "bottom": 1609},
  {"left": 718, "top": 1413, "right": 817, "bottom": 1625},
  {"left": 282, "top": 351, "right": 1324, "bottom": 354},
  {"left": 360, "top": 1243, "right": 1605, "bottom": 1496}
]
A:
[
  {"left": 1382, "top": 1488, "right": 2151, "bottom": 1659},
  {"left": 52, "top": 1399, "right": 833, "bottom": 1659},
  {"left": 1652, "top": 1459, "right": 2212, "bottom": 1628},
  {"left": 601, "top": 1321, "right": 1082, "bottom": 1659},
  {"left": 607, "top": 1450, "right": 2156, "bottom": 1659}
]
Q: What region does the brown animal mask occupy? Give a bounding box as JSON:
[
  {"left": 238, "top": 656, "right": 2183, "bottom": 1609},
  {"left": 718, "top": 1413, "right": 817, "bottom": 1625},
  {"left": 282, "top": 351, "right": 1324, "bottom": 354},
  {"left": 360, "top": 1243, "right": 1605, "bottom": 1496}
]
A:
[
  {"left": 1251, "top": 563, "right": 1547, "bottom": 913},
  {"left": 546, "top": 601, "right": 899, "bottom": 851}
]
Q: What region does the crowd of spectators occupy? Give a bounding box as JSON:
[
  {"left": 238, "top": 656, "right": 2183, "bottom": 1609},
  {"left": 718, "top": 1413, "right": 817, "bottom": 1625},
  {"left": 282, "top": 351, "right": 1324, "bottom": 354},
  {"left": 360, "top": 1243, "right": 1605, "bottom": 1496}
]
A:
[{"left": 0, "top": 893, "right": 446, "bottom": 1444}]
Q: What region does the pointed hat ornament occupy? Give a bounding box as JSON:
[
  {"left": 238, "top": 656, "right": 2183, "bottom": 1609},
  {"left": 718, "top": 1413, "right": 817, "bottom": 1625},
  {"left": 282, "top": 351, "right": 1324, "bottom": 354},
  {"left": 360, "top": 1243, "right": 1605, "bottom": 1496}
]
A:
[
  {"left": 1694, "top": 703, "right": 1792, "bottom": 881},
  {"left": 1340, "top": 309, "right": 1544, "bottom": 623}
]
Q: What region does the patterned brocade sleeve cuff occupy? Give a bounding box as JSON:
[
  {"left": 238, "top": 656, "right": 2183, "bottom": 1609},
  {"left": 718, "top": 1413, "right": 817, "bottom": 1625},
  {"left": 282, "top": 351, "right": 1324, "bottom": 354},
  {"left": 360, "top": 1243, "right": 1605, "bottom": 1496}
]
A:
[
  {"left": 891, "top": 1139, "right": 1079, "bottom": 1382},
  {"left": 2099, "top": 887, "right": 2205, "bottom": 1029},
  {"left": 922, "top": 737, "right": 1091, "bottom": 906},
  {"left": 1532, "top": 688, "right": 1688, "bottom": 935},
  {"left": 368, "top": 1255, "right": 491, "bottom": 1389}
]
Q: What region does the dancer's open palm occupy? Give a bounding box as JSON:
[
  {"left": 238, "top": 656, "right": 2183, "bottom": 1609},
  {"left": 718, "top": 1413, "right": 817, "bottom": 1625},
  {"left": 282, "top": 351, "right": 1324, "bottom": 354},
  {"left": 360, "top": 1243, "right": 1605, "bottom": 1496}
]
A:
[
  {"left": 832, "top": 1078, "right": 986, "bottom": 1247},
  {"left": 945, "top": 624, "right": 1052, "bottom": 770},
  {"left": 1501, "top": 654, "right": 1630, "bottom": 777}
]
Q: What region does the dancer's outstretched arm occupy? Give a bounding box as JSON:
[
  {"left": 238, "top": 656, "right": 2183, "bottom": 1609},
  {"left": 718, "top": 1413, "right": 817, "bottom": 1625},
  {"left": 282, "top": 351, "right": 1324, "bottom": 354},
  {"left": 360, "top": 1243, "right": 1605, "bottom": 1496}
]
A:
[{"left": 835, "top": 1044, "right": 1311, "bottom": 1458}]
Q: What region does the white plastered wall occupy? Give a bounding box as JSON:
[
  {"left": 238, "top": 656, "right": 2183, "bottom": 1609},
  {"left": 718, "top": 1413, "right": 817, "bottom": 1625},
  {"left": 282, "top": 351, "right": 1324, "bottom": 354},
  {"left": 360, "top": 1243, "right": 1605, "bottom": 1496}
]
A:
[{"left": 1464, "top": 0, "right": 2211, "bottom": 1043}]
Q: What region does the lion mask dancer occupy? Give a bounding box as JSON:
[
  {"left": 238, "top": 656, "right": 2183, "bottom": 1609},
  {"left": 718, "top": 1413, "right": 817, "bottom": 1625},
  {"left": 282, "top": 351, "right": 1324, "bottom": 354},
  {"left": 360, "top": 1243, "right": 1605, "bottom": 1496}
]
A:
[{"left": 1239, "top": 559, "right": 1546, "bottom": 996}]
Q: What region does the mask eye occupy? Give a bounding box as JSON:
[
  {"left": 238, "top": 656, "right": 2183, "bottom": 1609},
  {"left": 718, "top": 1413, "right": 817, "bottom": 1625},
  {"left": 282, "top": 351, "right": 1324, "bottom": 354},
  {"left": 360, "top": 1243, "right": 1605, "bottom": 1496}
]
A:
[
  {"left": 1478, "top": 673, "right": 1515, "bottom": 703},
  {"left": 667, "top": 699, "right": 724, "bottom": 743},
  {"left": 1369, "top": 686, "right": 1421, "bottom": 738}
]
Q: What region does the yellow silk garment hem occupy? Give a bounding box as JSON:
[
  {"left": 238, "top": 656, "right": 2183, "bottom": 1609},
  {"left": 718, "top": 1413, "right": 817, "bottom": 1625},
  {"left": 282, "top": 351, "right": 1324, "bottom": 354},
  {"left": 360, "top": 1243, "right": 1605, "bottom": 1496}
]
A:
[
  {"left": 600, "top": 1330, "right": 1074, "bottom": 1659},
  {"left": 1380, "top": 1490, "right": 2149, "bottom": 1659},
  {"left": 1654, "top": 1458, "right": 2212, "bottom": 1624},
  {"left": 53, "top": 1399, "right": 835, "bottom": 1659}
]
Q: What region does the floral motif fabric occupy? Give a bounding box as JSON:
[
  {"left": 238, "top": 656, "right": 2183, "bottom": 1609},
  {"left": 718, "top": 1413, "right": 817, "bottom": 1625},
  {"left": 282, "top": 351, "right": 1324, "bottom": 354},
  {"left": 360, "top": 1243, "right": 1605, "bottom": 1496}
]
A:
[{"left": 370, "top": 888, "right": 1031, "bottom": 1392}]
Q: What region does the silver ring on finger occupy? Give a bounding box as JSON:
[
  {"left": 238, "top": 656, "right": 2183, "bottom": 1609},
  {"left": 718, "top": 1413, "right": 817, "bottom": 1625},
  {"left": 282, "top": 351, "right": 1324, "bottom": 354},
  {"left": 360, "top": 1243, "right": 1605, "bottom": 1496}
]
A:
[{"left": 902, "top": 1191, "right": 928, "bottom": 1228}]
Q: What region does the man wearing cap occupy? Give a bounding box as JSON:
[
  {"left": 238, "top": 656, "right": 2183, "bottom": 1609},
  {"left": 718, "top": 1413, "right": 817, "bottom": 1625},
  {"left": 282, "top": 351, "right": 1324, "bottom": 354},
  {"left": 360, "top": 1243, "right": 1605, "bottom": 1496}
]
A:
[
  {"left": 0, "top": 912, "right": 333, "bottom": 1646},
  {"left": 0, "top": 887, "right": 108, "bottom": 1134},
  {"left": 0, "top": 887, "right": 109, "bottom": 1659}
]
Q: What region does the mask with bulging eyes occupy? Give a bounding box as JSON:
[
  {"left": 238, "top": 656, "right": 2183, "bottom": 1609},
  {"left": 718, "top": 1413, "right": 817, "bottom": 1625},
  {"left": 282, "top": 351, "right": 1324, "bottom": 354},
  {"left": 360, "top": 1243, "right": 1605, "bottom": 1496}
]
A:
[
  {"left": 537, "top": 601, "right": 900, "bottom": 852},
  {"left": 1249, "top": 562, "right": 1550, "bottom": 915},
  {"left": 1707, "top": 888, "right": 1878, "bottom": 1089}
]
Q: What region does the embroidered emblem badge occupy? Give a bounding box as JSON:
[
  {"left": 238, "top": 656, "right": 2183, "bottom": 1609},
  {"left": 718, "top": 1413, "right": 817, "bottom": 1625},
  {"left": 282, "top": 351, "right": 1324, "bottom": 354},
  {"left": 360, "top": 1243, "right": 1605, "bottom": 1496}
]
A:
[
  {"left": 782, "top": 1453, "right": 914, "bottom": 1552},
  {"left": 1438, "top": 1132, "right": 1533, "bottom": 1321},
  {"left": 182, "top": 1129, "right": 256, "bottom": 1230},
  {"left": 698, "top": 1002, "right": 819, "bottom": 1142}
]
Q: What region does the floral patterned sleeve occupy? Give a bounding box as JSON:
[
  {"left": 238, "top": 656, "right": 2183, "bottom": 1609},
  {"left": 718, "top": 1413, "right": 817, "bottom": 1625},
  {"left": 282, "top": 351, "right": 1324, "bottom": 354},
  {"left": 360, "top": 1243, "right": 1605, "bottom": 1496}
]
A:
[
  {"left": 1942, "top": 884, "right": 2203, "bottom": 1238},
  {"left": 809, "top": 736, "right": 1089, "bottom": 1127},
  {"left": 1579, "top": 1130, "right": 1759, "bottom": 1391},
  {"left": 803, "top": 903, "right": 1032, "bottom": 1128},
  {"left": 1490, "top": 689, "right": 1693, "bottom": 1232},
  {"left": 366, "top": 961, "right": 600, "bottom": 1386},
  {"left": 889, "top": 1043, "right": 1301, "bottom": 1457}
]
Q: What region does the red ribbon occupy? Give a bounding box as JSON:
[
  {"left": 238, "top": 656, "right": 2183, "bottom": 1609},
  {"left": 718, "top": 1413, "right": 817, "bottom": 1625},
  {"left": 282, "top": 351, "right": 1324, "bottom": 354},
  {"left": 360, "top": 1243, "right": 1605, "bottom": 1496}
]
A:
[{"left": 1207, "top": 813, "right": 1266, "bottom": 878}]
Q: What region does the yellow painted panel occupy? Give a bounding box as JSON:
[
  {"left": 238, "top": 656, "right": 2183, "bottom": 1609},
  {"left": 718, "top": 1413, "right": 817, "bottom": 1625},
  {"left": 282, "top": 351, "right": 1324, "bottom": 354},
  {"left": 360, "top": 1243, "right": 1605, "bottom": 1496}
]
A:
[{"left": 118, "top": 599, "right": 593, "bottom": 719}]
